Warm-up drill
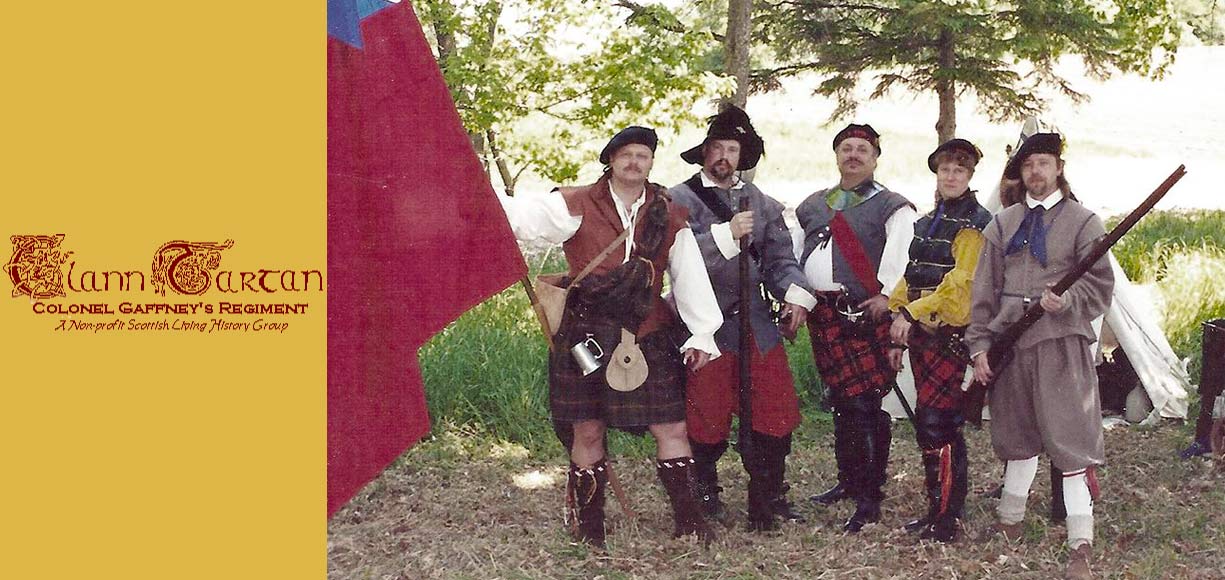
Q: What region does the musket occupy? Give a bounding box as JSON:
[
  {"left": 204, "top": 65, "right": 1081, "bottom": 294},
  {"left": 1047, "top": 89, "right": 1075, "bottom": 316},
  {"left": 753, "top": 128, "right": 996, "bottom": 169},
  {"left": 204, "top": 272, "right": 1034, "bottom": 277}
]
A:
[
  {"left": 737, "top": 195, "right": 754, "bottom": 459},
  {"left": 962, "top": 165, "right": 1187, "bottom": 427}
]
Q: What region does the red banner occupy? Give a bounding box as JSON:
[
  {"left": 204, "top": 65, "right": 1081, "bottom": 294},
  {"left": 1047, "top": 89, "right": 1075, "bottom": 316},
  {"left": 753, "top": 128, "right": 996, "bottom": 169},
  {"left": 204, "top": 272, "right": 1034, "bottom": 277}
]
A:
[{"left": 327, "top": 1, "right": 527, "bottom": 517}]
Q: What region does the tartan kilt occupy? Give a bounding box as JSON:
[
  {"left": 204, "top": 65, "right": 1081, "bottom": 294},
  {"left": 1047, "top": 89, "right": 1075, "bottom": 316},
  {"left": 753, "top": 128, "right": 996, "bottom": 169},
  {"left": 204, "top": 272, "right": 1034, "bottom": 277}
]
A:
[
  {"left": 548, "top": 316, "right": 686, "bottom": 428},
  {"left": 908, "top": 328, "right": 970, "bottom": 411},
  {"left": 806, "top": 302, "right": 897, "bottom": 399}
]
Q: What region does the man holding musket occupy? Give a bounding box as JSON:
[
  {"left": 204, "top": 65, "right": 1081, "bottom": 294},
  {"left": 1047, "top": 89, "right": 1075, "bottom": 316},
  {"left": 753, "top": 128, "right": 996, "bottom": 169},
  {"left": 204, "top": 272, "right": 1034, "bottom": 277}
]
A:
[
  {"left": 795, "top": 124, "right": 918, "bottom": 532},
  {"left": 500, "top": 126, "right": 723, "bottom": 548},
  {"left": 966, "top": 133, "right": 1113, "bottom": 579},
  {"left": 886, "top": 138, "right": 993, "bottom": 542},
  {"left": 669, "top": 106, "right": 817, "bottom": 531}
]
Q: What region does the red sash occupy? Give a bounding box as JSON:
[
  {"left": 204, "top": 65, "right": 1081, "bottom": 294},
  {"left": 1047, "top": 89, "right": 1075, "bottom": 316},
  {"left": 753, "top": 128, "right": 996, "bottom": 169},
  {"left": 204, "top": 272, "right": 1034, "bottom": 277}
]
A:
[{"left": 828, "top": 211, "right": 883, "bottom": 296}]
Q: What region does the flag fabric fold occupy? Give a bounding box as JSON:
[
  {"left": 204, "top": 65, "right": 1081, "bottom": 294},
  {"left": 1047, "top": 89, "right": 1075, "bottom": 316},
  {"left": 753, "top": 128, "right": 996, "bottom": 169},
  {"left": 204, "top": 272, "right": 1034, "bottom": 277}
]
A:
[{"left": 327, "top": 0, "right": 527, "bottom": 517}]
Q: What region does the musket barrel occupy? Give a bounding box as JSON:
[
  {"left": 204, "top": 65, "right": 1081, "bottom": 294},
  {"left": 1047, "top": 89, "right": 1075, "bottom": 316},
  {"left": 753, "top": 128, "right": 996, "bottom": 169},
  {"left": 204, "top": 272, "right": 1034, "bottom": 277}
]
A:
[{"left": 737, "top": 195, "right": 754, "bottom": 457}]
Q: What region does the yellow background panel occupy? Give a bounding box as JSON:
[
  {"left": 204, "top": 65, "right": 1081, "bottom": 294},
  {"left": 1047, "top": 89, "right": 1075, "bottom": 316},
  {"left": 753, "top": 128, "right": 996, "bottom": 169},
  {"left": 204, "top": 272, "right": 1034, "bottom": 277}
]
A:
[{"left": 1, "top": 2, "right": 323, "bottom": 578}]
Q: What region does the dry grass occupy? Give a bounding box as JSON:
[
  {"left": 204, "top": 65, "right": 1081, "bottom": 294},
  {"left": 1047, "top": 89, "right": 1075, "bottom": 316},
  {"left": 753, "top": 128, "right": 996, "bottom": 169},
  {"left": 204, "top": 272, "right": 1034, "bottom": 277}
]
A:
[{"left": 328, "top": 420, "right": 1224, "bottom": 579}]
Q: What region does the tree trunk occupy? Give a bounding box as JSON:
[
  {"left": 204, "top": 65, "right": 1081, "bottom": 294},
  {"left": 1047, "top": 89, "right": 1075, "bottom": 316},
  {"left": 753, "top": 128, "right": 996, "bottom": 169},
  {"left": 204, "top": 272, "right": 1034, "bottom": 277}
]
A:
[
  {"left": 487, "top": 129, "right": 516, "bottom": 196},
  {"left": 724, "top": 0, "right": 752, "bottom": 109},
  {"left": 934, "top": 27, "right": 956, "bottom": 144},
  {"left": 424, "top": 2, "right": 490, "bottom": 177},
  {"left": 471, "top": 131, "right": 490, "bottom": 179}
]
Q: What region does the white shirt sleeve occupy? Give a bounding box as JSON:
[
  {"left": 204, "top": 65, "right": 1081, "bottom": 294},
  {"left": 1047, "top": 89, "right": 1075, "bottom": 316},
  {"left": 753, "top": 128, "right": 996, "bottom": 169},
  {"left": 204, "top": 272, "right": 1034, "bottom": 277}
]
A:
[
  {"left": 668, "top": 228, "right": 722, "bottom": 358},
  {"left": 791, "top": 221, "right": 806, "bottom": 262},
  {"left": 498, "top": 191, "right": 581, "bottom": 244},
  {"left": 878, "top": 204, "right": 919, "bottom": 294},
  {"left": 784, "top": 283, "right": 818, "bottom": 311},
  {"left": 711, "top": 222, "right": 740, "bottom": 259}
]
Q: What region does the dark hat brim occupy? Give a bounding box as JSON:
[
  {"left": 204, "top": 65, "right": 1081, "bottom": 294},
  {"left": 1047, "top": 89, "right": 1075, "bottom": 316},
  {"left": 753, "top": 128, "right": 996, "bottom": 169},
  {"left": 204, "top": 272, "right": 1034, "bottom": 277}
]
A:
[
  {"left": 927, "top": 138, "right": 983, "bottom": 173},
  {"left": 681, "top": 144, "right": 703, "bottom": 166},
  {"left": 680, "top": 137, "right": 765, "bottom": 171},
  {"left": 1003, "top": 133, "right": 1062, "bottom": 180},
  {"left": 681, "top": 105, "right": 765, "bottom": 170}
]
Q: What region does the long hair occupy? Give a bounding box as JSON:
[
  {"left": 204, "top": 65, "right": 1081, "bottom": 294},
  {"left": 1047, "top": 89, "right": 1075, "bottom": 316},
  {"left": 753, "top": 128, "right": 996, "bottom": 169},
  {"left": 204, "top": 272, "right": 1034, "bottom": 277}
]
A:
[
  {"left": 1000, "top": 159, "right": 1077, "bottom": 207},
  {"left": 1057, "top": 172, "right": 1078, "bottom": 202}
]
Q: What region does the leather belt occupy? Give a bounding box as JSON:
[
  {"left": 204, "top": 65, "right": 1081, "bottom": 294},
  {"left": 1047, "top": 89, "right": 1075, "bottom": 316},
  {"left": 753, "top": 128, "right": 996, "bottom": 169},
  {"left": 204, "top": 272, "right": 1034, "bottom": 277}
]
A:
[{"left": 907, "top": 287, "right": 937, "bottom": 302}]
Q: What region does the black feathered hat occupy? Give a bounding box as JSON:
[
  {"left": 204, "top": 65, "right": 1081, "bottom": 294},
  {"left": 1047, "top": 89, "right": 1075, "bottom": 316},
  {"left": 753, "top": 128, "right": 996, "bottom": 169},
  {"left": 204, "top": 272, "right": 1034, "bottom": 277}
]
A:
[
  {"left": 599, "top": 126, "right": 659, "bottom": 165},
  {"left": 1003, "top": 133, "right": 1063, "bottom": 179},
  {"left": 832, "top": 123, "right": 881, "bottom": 155},
  {"left": 680, "top": 105, "right": 765, "bottom": 170},
  {"left": 927, "top": 138, "right": 983, "bottom": 172}
]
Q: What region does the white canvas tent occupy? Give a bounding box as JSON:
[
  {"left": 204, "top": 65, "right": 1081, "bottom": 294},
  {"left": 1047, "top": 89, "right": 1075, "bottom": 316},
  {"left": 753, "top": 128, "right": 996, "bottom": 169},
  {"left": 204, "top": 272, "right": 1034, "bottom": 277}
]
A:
[{"left": 884, "top": 117, "right": 1191, "bottom": 423}]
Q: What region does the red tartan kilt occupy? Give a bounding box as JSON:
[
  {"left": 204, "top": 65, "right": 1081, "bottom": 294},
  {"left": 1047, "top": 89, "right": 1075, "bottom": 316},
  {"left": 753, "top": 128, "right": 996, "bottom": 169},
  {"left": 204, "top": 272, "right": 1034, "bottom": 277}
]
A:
[
  {"left": 805, "top": 302, "right": 897, "bottom": 399},
  {"left": 685, "top": 342, "right": 801, "bottom": 444},
  {"left": 908, "top": 329, "right": 970, "bottom": 411}
]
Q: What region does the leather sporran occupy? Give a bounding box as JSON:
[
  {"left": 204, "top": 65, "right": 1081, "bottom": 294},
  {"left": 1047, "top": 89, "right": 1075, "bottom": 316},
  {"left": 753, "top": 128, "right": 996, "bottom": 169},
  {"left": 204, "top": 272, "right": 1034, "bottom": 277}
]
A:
[
  {"left": 534, "top": 273, "right": 569, "bottom": 337},
  {"left": 606, "top": 328, "right": 649, "bottom": 392}
]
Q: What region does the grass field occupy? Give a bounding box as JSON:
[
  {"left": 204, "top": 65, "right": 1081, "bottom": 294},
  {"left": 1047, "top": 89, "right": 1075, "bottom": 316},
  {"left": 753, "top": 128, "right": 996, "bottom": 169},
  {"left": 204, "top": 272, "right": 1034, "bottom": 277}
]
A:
[{"left": 329, "top": 415, "right": 1224, "bottom": 579}]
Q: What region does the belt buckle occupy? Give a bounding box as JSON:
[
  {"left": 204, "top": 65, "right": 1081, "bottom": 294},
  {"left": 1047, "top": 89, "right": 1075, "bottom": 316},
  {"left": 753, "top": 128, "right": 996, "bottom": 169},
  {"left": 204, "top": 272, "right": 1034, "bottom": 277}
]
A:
[{"left": 834, "top": 294, "right": 864, "bottom": 323}]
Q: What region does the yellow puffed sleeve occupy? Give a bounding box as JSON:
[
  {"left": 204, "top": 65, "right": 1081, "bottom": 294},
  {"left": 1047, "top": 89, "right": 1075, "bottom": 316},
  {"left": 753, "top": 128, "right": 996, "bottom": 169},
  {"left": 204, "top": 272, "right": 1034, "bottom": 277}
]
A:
[
  {"left": 887, "top": 276, "right": 910, "bottom": 312},
  {"left": 901, "top": 227, "right": 986, "bottom": 327}
]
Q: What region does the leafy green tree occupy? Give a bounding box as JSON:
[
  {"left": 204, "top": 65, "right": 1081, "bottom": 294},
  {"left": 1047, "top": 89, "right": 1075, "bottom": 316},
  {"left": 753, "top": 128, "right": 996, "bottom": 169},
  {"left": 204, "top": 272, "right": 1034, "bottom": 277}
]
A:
[
  {"left": 756, "top": 0, "right": 1183, "bottom": 143},
  {"left": 1173, "top": 0, "right": 1224, "bottom": 44},
  {"left": 417, "top": 0, "right": 733, "bottom": 193}
]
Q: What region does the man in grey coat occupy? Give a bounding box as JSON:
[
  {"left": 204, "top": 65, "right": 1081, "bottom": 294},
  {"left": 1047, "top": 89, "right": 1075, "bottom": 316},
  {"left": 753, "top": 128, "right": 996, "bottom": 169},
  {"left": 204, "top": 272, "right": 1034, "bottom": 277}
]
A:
[
  {"left": 669, "top": 106, "right": 818, "bottom": 531},
  {"left": 967, "top": 133, "right": 1113, "bottom": 579}
]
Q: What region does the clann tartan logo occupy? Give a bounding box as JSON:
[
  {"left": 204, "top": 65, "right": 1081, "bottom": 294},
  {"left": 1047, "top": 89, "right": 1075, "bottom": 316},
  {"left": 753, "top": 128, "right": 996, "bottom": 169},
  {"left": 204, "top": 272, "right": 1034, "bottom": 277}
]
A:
[
  {"left": 5, "top": 235, "right": 72, "bottom": 300},
  {"left": 151, "top": 240, "right": 235, "bottom": 296}
]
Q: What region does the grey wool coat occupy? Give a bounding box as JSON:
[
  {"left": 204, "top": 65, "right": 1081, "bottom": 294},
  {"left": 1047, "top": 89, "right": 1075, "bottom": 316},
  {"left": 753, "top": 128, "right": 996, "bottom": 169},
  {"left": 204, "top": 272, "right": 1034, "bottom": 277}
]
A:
[
  {"left": 966, "top": 196, "right": 1115, "bottom": 470},
  {"left": 669, "top": 175, "right": 813, "bottom": 354}
]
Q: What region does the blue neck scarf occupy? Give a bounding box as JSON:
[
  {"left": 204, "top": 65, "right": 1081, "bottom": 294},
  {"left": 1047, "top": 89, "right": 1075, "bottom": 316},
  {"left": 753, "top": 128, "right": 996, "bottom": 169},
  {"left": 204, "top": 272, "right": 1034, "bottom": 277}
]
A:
[{"left": 1005, "top": 205, "right": 1048, "bottom": 267}]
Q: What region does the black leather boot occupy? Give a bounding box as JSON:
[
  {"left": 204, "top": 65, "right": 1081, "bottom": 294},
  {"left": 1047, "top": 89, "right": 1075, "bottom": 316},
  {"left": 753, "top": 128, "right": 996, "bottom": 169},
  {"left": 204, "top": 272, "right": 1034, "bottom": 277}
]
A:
[
  {"left": 916, "top": 444, "right": 959, "bottom": 542},
  {"left": 1050, "top": 461, "right": 1066, "bottom": 523},
  {"left": 690, "top": 439, "right": 727, "bottom": 519},
  {"left": 810, "top": 482, "right": 849, "bottom": 506},
  {"left": 569, "top": 459, "right": 608, "bottom": 548},
  {"left": 871, "top": 408, "right": 892, "bottom": 496},
  {"left": 921, "top": 432, "right": 967, "bottom": 543},
  {"left": 844, "top": 500, "right": 882, "bottom": 533},
  {"left": 811, "top": 408, "right": 853, "bottom": 505},
  {"left": 657, "top": 457, "right": 716, "bottom": 544},
  {"left": 905, "top": 450, "right": 943, "bottom": 533},
  {"left": 755, "top": 432, "right": 806, "bottom": 523},
  {"left": 909, "top": 407, "right": 965, "bottom": 542},
  {"left": 744, "top": 435, "right": 779, "bottom": 532},
  {"left": 842, "top": 396, "right": 884, "bottom": 533}
]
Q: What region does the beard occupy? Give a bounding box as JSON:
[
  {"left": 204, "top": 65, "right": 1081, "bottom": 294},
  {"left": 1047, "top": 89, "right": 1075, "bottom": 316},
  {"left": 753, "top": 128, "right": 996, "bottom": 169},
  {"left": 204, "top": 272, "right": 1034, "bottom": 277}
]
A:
[
  {"left": 1024, "top": 176, "right": 1053, "bottom": 195},
  {"left": 708, "top": 159, "right": 734, "bottom": 180}
]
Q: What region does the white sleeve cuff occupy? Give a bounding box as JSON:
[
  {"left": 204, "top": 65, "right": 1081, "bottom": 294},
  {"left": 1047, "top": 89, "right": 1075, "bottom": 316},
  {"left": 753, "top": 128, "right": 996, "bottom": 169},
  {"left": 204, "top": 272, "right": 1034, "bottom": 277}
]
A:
[
  {"left": 784, "top": 283, "right": 817, "bottom": 311},
  {"left": 680, "top": 333, "right": 721, "bottom": 360},
  {"left": 711, "top": 222, "right": 740, "bottom": 259}
]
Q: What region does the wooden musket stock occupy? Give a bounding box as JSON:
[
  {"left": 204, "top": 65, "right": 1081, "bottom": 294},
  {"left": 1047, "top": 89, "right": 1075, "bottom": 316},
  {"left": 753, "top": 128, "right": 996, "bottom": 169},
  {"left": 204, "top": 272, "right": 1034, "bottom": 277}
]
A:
[{"left": 962, "top": 165, "right": 1187, "bottom": 427}]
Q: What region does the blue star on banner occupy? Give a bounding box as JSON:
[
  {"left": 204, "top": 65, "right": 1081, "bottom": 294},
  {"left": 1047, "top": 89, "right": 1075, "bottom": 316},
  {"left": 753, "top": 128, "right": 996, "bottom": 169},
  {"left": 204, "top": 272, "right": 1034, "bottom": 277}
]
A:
[{"left": 328, "top": 0, "right": 399, "bottom": 48}]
